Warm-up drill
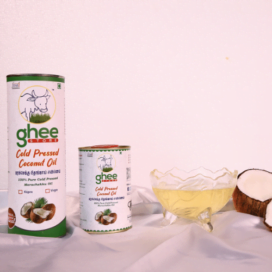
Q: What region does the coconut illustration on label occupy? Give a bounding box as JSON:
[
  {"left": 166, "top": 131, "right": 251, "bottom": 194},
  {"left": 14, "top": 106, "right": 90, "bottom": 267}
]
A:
[
  {"left": 21, "top": 197, "right": 56, "bottom": 224},
  {"left": 7, "top": 74, "right": 66, "bottom": 237},
  {"left": 20, "top": 202, "right": 34, "bottom": 219},
  {"left": 95, "top": 209, "right": 117, "bottom": 225},
  {"left": 95, "top": 211, "right": 103, "bottom": 222},
  {"left": 79, "top": 145, "right": 132, "bottom": 234},
  {"left": 42, "top": 204, "right": 56, "bottom": 220}
]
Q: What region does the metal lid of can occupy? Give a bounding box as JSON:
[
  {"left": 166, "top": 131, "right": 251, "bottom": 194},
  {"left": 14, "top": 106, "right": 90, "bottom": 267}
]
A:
[
  {"left": 6, "top": 73, "right": 64, "bottom": 79},
  {"left": 79, "top": 145, "right": 130, "bottom": 150},
  {"left": 90, "top": 145, "right": 119, "bottom": 149},
  {"left": 6, "top": 74, "right": 65, "bottom": 82}
]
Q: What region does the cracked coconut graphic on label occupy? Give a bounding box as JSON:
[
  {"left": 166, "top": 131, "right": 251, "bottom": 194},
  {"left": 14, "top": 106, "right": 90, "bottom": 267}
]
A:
[{"left": 20, "top": 197, "right": 56, "bottom": 224}]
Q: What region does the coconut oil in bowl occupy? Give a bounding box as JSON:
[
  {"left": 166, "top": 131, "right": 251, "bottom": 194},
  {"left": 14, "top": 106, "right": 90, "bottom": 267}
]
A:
[{"left": 150, "top": 167, "right": 238, "bottom": 232}]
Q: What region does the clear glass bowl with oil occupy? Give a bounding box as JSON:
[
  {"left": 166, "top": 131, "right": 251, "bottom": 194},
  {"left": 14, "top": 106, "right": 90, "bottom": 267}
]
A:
[{"left": 150, "top": 167, "right": 238, "bottom": 232}]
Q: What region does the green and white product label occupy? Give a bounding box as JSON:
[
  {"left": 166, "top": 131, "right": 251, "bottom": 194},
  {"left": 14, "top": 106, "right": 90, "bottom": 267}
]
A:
[
  {"left": 79, "top": 149, "right": 132, "bottom": 233},
  {"left": 7, "top": 77, "right": 66, "bottom": 237}
]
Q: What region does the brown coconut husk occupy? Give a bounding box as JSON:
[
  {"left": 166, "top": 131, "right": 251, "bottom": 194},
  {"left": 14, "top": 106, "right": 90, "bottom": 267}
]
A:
[
  {"left": 264, "top": 200, "right": 272, "bottom": 232},
  {"left": 233, "top": 169, "right": 272, "bottom": 232},
  {"left": 232, "top": 186, "right": 270, "bottom": 218}
]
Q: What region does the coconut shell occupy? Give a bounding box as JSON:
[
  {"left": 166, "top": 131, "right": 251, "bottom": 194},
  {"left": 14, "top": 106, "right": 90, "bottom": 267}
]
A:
[
  {"left": 264, "top": 200, "right": 272, "bottom": 232},
  {"left": 109, "top": 213, "right": 117, "bottom": 224},
  {"left": 42, "top": 204, "right": 56, "bottom": 221},
  {"left": 30, "top": 209, "right": 46, "bottom": 224},
  {"left": 20, "top": 202, "right": 33, "bottom": 219},
  {"left": 232, "top": 186, "right": 270, "bottom": 217},
  {"left": 233, "top": 168, "right": 272, "bottom": 217},
  {"left": 264, "top": 222, "right": 272, "bottom": 231},
  {"left": 238, "top": 168, "right": 272, "bottom": 179}
]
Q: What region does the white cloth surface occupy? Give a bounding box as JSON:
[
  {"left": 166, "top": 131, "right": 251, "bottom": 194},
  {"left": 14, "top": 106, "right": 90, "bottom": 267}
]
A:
[{"left": 1, "top": 186, "right": 272, "bottom": 272}]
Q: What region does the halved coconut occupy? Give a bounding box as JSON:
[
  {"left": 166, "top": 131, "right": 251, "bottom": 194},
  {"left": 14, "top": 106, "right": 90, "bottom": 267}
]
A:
[
  {"left": 42, "top": 204, "right": 56, "bottom": 221},
  {"left": 233, "top": 169, "right": 272, "bottom": 218},
  {"left": 30, "top": 208, "right": 52, "bottom": 224},
  {"left": 100, "top": 215, "right": 115, "bottom": 225},
  {"left": 95, "top": 211, "right": 103, "bottom": 222},
  {"left": 20, "top": 202, "right": 33, "bottom": 219},
  {"left": 109, "top": 213, "right": 117, "bottom": 224},
  {"left": 264, "top": 200, "right": 272, "bottom": 231}
]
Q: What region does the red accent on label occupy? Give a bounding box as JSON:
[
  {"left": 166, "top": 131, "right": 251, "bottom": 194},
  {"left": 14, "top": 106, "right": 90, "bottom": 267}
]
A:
[
  {"left": 28, "top": 139, "right": 58, "bottom": 143},
  {"left": 8, "top": 208, "right": 16, "bottom": 229}
]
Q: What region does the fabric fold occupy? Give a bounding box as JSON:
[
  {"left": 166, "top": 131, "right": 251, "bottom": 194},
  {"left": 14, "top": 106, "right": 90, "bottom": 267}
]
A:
[{"left": 1, "top": 188, "right": 272, "bottom": 272}]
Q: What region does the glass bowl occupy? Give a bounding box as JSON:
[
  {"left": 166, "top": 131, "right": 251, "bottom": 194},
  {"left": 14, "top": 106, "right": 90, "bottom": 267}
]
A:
[{"left": 150, "top": 167, "right": 238, "bottom": 232}]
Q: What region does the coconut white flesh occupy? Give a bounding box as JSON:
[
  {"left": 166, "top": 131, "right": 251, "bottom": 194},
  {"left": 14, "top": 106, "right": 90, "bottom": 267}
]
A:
[
  {"left": 265, "top": 202, "right": 272, "bottom": 227},
  {"left": 21, "top": 202, "right": 32, "bottom": 215},
  {"left": 33, "top": 208, "right": 51, "bottom": 219},
  {"left": 238, "top": 170, "right": 272, "bottom": 202},
  {"left": 95, "top": 211, "right": 103, "bottom": 220},
  {"left": 103, "top": 215, "right": 114, "bottom": 223}
]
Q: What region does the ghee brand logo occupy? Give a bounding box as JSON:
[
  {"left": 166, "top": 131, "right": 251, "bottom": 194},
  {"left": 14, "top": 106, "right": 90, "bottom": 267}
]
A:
[
  {"left": 18, "top": 86, "right": 56, "bottom": 124},
  {"left": 8, "top": 77, "right": 66, "bottom": 238},
  {"left": 16, "top": 124, "right": 59, "bottom": 148},
  {"left": 96, "top": 154, "right": 117, "bottom": 184},
  {"left": 95, "top": 172, "right": 118, "bottom": 184},
  {"left": 97, "top": 154, "right": 116, "bottom": 172}
]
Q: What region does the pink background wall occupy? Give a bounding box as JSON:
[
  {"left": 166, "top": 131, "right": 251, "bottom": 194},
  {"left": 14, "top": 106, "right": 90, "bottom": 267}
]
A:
[{"left": 1, "top": 0, "right": 272, "bottom": 192}]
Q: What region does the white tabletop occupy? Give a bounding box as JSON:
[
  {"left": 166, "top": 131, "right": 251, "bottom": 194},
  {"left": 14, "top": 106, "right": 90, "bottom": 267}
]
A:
[{"left": 0, "top": 187, "right": 272, "bottom": 272}]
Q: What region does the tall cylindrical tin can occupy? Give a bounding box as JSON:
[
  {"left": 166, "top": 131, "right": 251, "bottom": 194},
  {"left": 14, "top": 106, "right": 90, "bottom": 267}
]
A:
[
  {"left": 79, "top": 145, "right": 132, "bottom": 233},
  {"left": 7, "top": 74, "right": 66, "bottom": 237}
]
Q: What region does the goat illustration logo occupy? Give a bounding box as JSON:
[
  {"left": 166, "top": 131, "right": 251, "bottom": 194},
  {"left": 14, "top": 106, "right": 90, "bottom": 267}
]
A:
[
  {"left": 18, "top": 86, "right": 56, "bottom": 123},
  {"left": 97, "top": 154, "right": 116, "bottom": 172}
]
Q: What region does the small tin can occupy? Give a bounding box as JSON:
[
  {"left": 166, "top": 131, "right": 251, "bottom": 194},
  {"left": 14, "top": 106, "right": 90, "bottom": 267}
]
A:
[
  {"left": 7, "top": 74, "right": 66, "bottom": 237},
  {"left": 79, "top": 145, "right": 132, "bottom": 233}
]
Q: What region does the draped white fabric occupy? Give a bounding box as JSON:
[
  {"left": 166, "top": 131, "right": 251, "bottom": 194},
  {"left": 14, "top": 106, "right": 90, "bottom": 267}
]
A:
[{"left": 1, "top": 187, "right": 272, "bottom": 272}]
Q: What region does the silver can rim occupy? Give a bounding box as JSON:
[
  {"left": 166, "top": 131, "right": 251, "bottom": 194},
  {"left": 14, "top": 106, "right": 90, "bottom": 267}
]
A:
[{"left": 79, "top": 145, "right": 131, "bottom": 151}]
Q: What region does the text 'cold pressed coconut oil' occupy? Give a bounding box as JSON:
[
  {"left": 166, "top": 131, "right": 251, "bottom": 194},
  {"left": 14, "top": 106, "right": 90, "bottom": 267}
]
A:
[
  {"left": 7, "top": 74, "right": 66, "bottom": 237},
  {"left": 79, "top": 145, "right": 132, "bottom": 233}
]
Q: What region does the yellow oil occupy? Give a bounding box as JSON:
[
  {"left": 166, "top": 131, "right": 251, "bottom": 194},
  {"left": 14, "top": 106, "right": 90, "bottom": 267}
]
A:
[{"left": 152, "top": 187, "right": 235, "bottom": 220}]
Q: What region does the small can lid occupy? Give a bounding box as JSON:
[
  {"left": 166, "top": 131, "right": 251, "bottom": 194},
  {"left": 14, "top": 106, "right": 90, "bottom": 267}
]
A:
[
  {"left": 90, "top": 145, "right": 119, "bottom": 149},
  {"left": 6, "top": 74, "right": 65, "bottom": 83},
  {"left": 79, "top": 145, "right": 130, "bottom": 150},
  {"left": 6, "top": 73, "right": 64, "bottom": 79}
]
